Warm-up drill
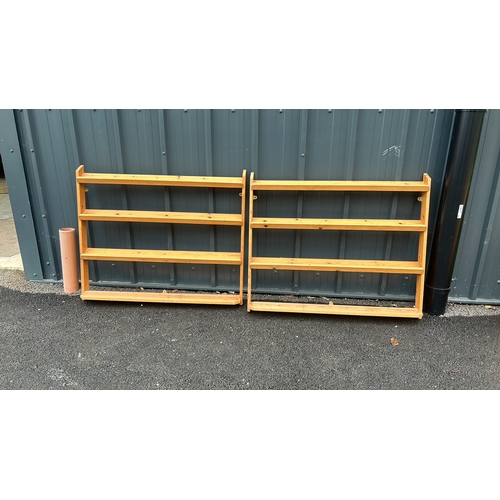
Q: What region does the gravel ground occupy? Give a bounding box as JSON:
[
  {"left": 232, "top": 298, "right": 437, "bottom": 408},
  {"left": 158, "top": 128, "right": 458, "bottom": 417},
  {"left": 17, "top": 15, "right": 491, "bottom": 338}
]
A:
[
  {"left": 0, "top": 269, "right": 498, "bottom": 317},
  {"left": 0, "top": 269, "right": 73, "bottom": 295}
]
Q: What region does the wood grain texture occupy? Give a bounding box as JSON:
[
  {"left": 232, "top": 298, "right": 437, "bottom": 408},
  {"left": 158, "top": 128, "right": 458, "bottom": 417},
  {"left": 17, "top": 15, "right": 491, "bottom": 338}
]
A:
[
  {"left": 81, "top": 290, "right": 241, "bottom": 305},
  {"left": 80, "top": 209, "right": 243, "bottom": 225},
  {"left": 248, "top": 301, "right": 422, "bottom": 318},
  {"left": 251, "top": 217, "right": 426, "bottom": 231},
  {"left": 77, "top": 172, "right": 244, "bottom": 188},
  {"left": 77, "top": 166, "right": 246, "bottom": 305},
  {"left": 249, "top": 257, "right": 423, "bottom": 274},
  {"left": 81, "top": 248, "right": 242, "bottom": 264},
  {"left": 247, "top": 173, "right": 431, "bottom": 319},
  {"left": 251, "top": 179, "right": 430, "bottom": 192}
]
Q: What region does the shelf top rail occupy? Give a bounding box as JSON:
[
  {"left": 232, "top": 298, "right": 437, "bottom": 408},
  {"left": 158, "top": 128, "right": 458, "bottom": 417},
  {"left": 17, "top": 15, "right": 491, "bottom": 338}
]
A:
[
  {"left": 251, "top": 174, "right": 430, "bottom": 192},
  {"left": 76, "top": 165, "right": 244, "bottom": 189}
]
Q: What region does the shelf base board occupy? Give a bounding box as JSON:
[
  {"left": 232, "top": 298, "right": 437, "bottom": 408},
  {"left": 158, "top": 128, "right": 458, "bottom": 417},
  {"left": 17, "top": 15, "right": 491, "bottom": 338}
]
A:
[
  {"left": 81, "top": 290, "right": 242, "bottom": 305},
  {"left": 248, "top": 300, "right": 422, "bottom": 318}
]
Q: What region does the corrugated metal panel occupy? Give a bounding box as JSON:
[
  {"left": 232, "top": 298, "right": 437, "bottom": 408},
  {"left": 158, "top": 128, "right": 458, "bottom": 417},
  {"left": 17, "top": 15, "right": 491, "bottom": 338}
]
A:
[
  {"left": 0, "top": 110, "right": 44, "bottom": 280},
  {"left": 14, "top": 109, "right": 80, "bottom": 280},
  {"left": 449, "top": 110, "right": 500, "bottom": 303},
  {"left": 252, "top": 109, "right": 453, "bottom": 299},
  {"left": 8, "top": 109, "right": 455, "bottom": 301}
]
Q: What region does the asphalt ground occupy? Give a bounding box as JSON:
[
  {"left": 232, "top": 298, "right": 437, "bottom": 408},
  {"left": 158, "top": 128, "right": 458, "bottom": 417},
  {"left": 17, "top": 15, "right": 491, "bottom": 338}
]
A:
[{"left": 1, "top": 270, "right": 499, "bottom": 390}]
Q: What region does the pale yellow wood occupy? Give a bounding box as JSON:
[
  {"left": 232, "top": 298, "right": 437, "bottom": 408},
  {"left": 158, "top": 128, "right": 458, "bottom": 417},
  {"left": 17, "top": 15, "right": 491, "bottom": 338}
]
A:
[
  {"left": 81, "top": 290, "right": 241, "bottom": 305},
  {"left": 80, "top": 209, "right": 242, "bottom": 226},
  {"left": 76, "top": 167, "right": 87, "bottom": 253},
  {"left": 77, "top": 172, "right": 244, "bottom": 188},
  {"left": 81, "top": 248, "right": 242, "bottom": 265},
  {"left": 247, "top": 172, "right": 431, "bottom": 319},
  {"left": 251, "top": 179, "right": 430, "bottom": 192},
  {"left": 76, "top": 166, "right": 89, "bottom": 293},
  {"left": 251, "top": 217, "right": 426, "bottom": 231},
  {"left": 247, "top": 172, "right": 255, "bottom": 312},
  {"left": 76, "top": 165, "right": 85, "bottom": 179},
  {"left": 415, "top": 173, "right": 432, "bottom": 313},
  {"left": 248, "top": 301, "right": 422, "bottom": 318},
  {"left": 250, "top": 257, "right": 423, "bottom": 274},
  {"left": 239, "top": 171, "right": 247, "bottom": 305},
  {"left": 76, "top": 165, "right": 246, "bottom": 305}
]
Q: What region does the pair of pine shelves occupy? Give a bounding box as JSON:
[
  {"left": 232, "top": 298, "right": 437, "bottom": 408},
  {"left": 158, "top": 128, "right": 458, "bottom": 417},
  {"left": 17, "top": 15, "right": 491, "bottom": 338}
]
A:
[{"left": 76, "top": 165, "right": 431, "bottom": 319}]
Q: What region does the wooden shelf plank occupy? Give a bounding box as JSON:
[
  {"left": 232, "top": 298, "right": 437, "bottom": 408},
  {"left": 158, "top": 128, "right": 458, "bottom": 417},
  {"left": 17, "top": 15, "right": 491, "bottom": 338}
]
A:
[
  {"left": 81, "top": 290, "right": 241, "bottom": 305},
  {"left": 77, "top": 172, "right": 244, "bottom": 188},
  {"left": 81, "top": 248, "right": 242, "bottom": 265},
  {"left": 249, "top": 257, "right": 423, "bottom": 274},
  {"left": 251, "top": 179, "right": 429, "bottom": 192},
  {"left": 251, "top": 217, "right": 426, "bottom": 231},
  {"left": 248, "top": 301, "right": 422, "bottom": 318},
  {"left": 80, "top": 209, "right": 242, "bottom": 225}
]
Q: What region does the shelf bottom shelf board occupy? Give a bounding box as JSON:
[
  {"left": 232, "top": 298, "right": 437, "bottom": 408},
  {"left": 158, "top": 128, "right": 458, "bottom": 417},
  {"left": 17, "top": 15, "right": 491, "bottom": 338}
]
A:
[
  {"left": 248, "top": 300, "right": 422, "bottom": 318},
  {"left": 81, "top": 290, "right": 241, "bottom": 305}
]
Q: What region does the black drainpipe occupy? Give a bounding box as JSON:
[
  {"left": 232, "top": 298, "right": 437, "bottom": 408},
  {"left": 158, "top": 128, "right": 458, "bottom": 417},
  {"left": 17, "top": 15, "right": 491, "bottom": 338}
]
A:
[{"left": 424, "top": 109, "right": 486, "bottom": 315}]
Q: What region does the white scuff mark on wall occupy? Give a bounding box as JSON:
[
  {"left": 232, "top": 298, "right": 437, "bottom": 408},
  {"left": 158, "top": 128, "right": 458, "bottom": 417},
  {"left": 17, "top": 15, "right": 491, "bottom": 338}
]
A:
[{"left": 382, "top": 145, "right": 401, "bottom": 158}]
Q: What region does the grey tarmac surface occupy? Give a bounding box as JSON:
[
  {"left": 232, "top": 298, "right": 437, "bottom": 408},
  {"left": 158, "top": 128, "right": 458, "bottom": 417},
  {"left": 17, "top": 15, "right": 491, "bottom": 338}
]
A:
[{"left": 1, "top": 270, "right": 499, "bottom": 390}]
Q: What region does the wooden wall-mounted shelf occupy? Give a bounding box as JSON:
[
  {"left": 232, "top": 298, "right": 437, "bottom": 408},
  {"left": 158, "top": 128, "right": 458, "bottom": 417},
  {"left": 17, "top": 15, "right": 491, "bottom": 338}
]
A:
[
  {"left": 76, "top": 165, "right": 246, "bottom": 305},
  {"left": 247, "top": 173, "right": 431, "bottom": 319}
]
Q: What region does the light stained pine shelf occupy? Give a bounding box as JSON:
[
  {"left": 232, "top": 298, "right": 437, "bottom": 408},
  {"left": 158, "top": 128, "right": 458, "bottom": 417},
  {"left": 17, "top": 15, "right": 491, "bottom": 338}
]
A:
[
  {"left": 80, "top": 209, "right": 243, "bottom": 226},
  {"left": 76, "top": 165, "right": 246, "bottom": 305},
  {"left": 251, "top": 179, "right": 430, "bottom": 192},
  {"left": 250, "top": 217, "right": 426, "bottom": 231},
  {"left": 81, "top": 248, "right": 242, "bottom": 265},
  {"left": 77, "top": 171, "right": 244, "bottom": 188},
  {"left": 249, "top": 257, "right": 424, "bottom": 274},
  {"left": 247, "top": 173, "right": 431, "bottom": 319},
  {"left": 81, "top": 290, "right": 241, "bottom": 305},
  {"left": 247, "top": 301, "right": 422, "bottom": 319}
]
